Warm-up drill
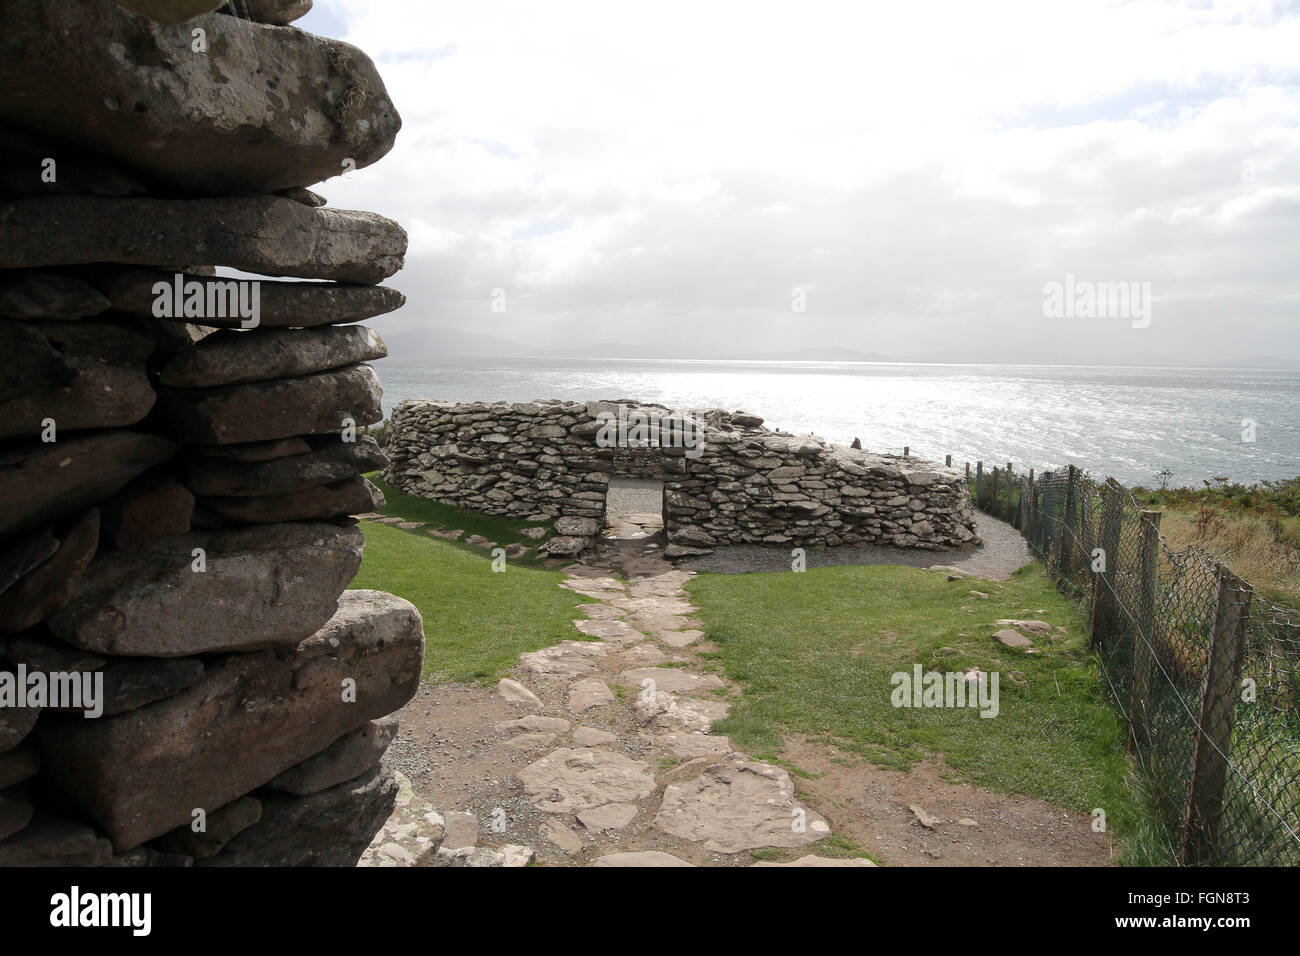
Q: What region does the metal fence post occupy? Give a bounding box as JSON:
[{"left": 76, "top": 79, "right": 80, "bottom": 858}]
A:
[
  {"left": 1129, "top": 509, "right": 1162, "bottom": 753},
  {"left": 1179, "top": 565, "right": 1252, "bottom": 865}
]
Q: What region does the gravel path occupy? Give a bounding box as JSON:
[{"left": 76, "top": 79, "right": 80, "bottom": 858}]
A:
[
  {"left": 677, "top": 513, "right": 1030, "bottom": 581},
  {"left": 603, "top": 477, "right": 663, "bottom": 519}
]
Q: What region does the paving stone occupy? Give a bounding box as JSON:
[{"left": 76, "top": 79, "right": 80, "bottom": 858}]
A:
[
  {"left": 569, "top": 678, "right": 615, "bottom": 713},
  {"left": 752, "top": 855, "right": 876, "bottom": 867},
  {"left": 494, "top": 716, "right": 571, "bottom": 734},
  {"left": 590, "top": 850, "right": 694, "bottom": 867},
  {"left": 653, "top": 753, "right": 831, "bottom": 853},
  {"left": 577, "top": 803, "right": 637, "bottom": 832},
  {"left": 619, "top": 667, "right": 724, "bottom": 696},
  {"left": 496, "top": 678, "right": 541, "bottom": 707},
  {"left": 517, "top": 641, "right": 610, "bottom": 679},
  {"left": 572, "top": 726, "right": 618, "bottom": 748},
  {"left": 519, "top": 748, "right": 655, "bottom": 815}
]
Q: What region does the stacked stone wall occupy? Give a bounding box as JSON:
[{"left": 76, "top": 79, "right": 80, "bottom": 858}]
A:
[
  {"left": 385, "top": 400, "right": 981, "bottom": 558},
  {"left": 0, "top": 0, "right": 421, "bottom": 866}
]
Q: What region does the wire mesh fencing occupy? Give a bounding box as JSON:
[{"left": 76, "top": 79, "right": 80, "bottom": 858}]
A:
[{"left": 966, "top": 462, "right": 1300, "bottom": 866}]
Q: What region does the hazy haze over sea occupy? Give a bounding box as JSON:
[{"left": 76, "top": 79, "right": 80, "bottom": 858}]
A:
[{"left": 372, "top": 358, "right": 1299, "bottom": 488}]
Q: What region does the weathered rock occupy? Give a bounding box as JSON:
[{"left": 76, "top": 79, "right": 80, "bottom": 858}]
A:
[
  {"left": 0, "top": 813, "right": 112, "bottom": 866},
  {"left": 440, "top": 811, "right": 478, "bottom": 850},
  {"left": 519, "top": 748, "right": 656, "bottom": 815},
  {"left": 91, "top": 268, "right": 406, "bottom": 328},
  {"left": 149, "top": 796, "right": 261, "bottom": 860},
  {"left": 0, "top": 697, "right": 39, "bottom": 755},
  {"left": 633, "top": 691, "right": 730, "bottom": 734},
  {"left": 201, "top": 765, "right": 399, "bottom": 867},
  {"left": 99, "top": 471, "right": 195, "bottom": 550},
  {"left": 653, "top": 753, "right": 831, "bottom": 853},
  {"left": 193, "top": 436, "right": 313, "bottom": 462},
  {"left": 569, "top": 677, "right": 615, "bottom": 713},
  {"left": 267, "top": 716, "right": 398, "bottom": 796},
  {"left": 0, "top": 0, "right": 400, "bottom": 195},
  {"left": 0, "top": 744, "right": 39, "bottom": 790},
  {"left": 219, "top": 0, "right": 311, "bottom": 25},
  {"left": 47, "top": 522, "right": 364, "bottom": 657},
  {"left": 159, "top": 326, "right": 387, "bottom": 388},
  {"left": 0, "top": 197, "right": 407, "bottom": 284},
  {"left": 358, "top": 770, "right": 445, "bottom": 867},
  {"left": 106, "top": 846, "right": 194, "bottom": 867},
  {"left": 555, "top": 516, "right": 601, "bottom": 536},
  {"left": 590, "top": 850, "right": 694, "bottom": 867},
  {"left": 38, "top": 590, "right": 423, "bottom": 849},
  {"left": 993, "top": 628, "right": 1035, "bottom": 649},
  {"left": 572, "top": 726, "right": 618, "bottom": 748},
  {"left": 539, "top": 535, "right": 589, "bottom": 557},
  {"left": 1, "top": 320, "right": 155, "bottom": 438},
  {"left": 0, "top": 527, "right": 60, "bottom": 596},
  {"left": 0, "top": 272, "right": 109, "bottom": 320},
  {"left": 114, "top": 1, "right": 224, "bottom": 24},
  {"left": 0, "top": 431, "right": 175, "bottom": 537},
  {"left": 434, "top": 843, "right": 534, "bottom": 868},
  {"left": 0, "top": 784, "right": 34, "bottom": 841},
  {"left": 518, "top": 641, "right": 610, "bottom": 679},
  {"left": 496, "top": 678, "right": 541, "bottom": 707},
  {"left": 199, "top": 475, "right": 383, "bottom": 523},
  {"left": 156, "top": 363, "right": 382, "bottom": 445},
  {"left": 577, "top": 802, "right": 637, "bottom": 832},
  {"left": 495, "top": 715, "right": 571, "bottom": 734},
  {"left": 619, "top": 667, "right": 724, "bottom": 696},
  {"left": 0, "top": 509, "right": 99, "bottom": 633}
]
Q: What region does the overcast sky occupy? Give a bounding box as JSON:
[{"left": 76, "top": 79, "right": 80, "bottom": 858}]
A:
[{"left": 298, "top": 0, "right": 1300, "bottom": 366}]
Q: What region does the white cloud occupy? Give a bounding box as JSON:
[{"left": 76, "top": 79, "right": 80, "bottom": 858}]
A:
[{"left": 301, "top": 0, "right": 1300, "bottom": 363}]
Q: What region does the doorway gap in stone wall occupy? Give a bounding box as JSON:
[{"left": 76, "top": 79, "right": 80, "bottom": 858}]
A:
[{"left": 602, "top": 477, "right": 665, "bottom": 541}]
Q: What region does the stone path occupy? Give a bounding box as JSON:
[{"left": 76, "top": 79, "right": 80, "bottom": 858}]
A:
[{"left": 360, "top": 511, "right": 866, "bottom": 867}]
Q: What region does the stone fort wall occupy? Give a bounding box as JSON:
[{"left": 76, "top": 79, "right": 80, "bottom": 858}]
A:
[{"left": 384, "top": 400, "right": 981, "bottom": 558}]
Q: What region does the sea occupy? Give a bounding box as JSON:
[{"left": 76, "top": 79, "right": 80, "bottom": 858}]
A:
[{"left": 371, "top": 357, "right": 1300, "bottom": 488}]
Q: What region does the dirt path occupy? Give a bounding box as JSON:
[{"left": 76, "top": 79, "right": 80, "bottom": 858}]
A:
[{"left": 361, "top": 514, "right": 1109, "bottom": 867}]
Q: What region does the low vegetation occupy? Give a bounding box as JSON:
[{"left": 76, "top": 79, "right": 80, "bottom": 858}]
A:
[
  {"left": 687, "top": 562, "right": 1143, "bottom": 848},
  {"left": 348, "top": 494, "right": 583, "bottom": 684},
  {"left": 1131, "top": 477, "right": 1300, "bottom": 608}
]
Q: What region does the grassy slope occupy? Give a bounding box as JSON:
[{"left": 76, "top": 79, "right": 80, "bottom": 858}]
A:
[
  {"left": 367, "top": 474, "right": 554, "bottom": 556},
  {"left": 349, "top": 520, "right": 585, "bottom": 684},
  {"left": 688, "top": 562, "right": 1138, "bottom": 830}
]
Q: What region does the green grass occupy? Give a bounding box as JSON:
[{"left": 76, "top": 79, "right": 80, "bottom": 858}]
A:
[
  {"left": 349, "top": 520, "right": 586, "bottom": 684},
  {"left": 687, "top": 561, "right": 1141, "bottom": 836},
  {"left": 367, "top": 474, "right": 554, "bottom": 557}
]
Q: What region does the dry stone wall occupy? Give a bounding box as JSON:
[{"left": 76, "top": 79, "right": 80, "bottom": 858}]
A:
[
  {"left": 0, "top": 0, "right": 423, "bottom": 866},
  {"left": 385, "top": 400, "right": 981, "bottom": 558}
]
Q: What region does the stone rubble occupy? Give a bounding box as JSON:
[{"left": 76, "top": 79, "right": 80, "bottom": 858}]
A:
[{"left": 0, "top": 0, "right": 420, "bottom": 866}]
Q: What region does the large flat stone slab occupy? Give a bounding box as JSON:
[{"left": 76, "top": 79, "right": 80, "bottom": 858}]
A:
[
  {"left": 517, "top": 641, "right": 610, "bottom": 679},
  {"left": 633, "top": 691, "right": 730, "bottom": 734},
  {"left": 199, "top": 474, "right": 383, "bottom": 523},
  {"left": 619, "top": 667, "right": 724, "bottom": 696},
  {"left": 92, "top": 268, "right": 406, "bottom": 328},
  {"left": 201, "top": 765, "right": 398, "bottom": 867},
  {"left": 653, "top": 753, "right": 831, "bottom": 853},
  {"left": 186, "top": 435, "right": 387, "bottom": 496},
  {"left": 159, "top": 326, "right": 387, "bottom": 388},
  {"left": 47, "top": 522, "right": 363, "bottom": 656},
  {"left": 0, "top": 272, "right": 110, "bottom": 321},
  {"left": 2, "top": 320, "right": 154, "bottom": 438},
  {"left": 0, "top": 0, "right": 399, "bottom": 195},
  {"left": 0, "top": 431, "right": 175, "bottom": 537},
  {"left": 519, "top": 748, "right": 656, "bottom": 815},
  {"left": 156, "top": 363, "right": 382, "bottom": 444},
  {"left": 0, "top": 197, "right": 406, "bottom": 284},
  {"left": 38, "top": 590, "right": 423, "bottom": 850}
]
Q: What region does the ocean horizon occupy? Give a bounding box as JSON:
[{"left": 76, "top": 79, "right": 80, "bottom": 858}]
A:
[{"left": 371, "top": 356, "right": 1300, "bottom": 488}]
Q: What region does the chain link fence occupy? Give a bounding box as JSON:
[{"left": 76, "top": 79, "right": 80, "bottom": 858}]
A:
[{"left": 966, "top": 462, "right": 1300, "bottom": 866}]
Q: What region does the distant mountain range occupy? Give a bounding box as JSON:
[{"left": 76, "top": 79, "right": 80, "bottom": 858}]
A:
[{"left": 376, "top": 325, "right": 1300, "bottom": 369}]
